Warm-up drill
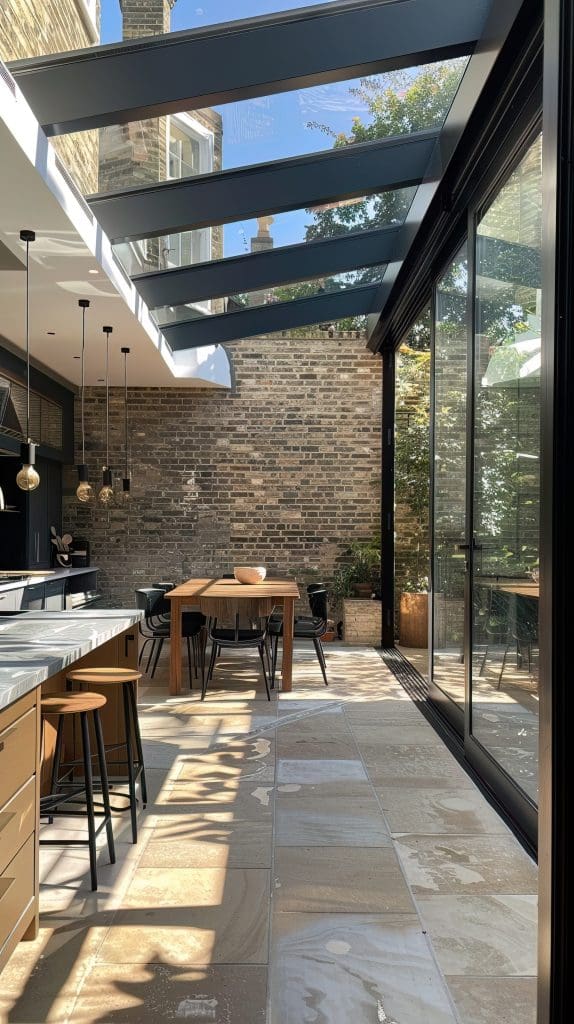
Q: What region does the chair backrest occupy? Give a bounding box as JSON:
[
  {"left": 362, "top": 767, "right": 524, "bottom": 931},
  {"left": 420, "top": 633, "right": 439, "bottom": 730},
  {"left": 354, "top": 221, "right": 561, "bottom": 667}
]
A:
[
  {"left": 135, "top": 587, "right": 169, "bottom": 624},
  {"left": 308, "top": 587, "right": 328, "bottom": 622},
  {"left": 152, "top": 582, "right": 175, "bottom": 592}
]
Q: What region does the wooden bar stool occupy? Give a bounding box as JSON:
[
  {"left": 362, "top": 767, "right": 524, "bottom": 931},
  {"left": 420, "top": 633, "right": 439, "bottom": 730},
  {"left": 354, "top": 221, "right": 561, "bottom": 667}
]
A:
[
  {"left": 40, "top": 691, "right": 115, "bottom": 892},
  {"left": 65, "top": 668, "right": 146, "bottom": 844}
]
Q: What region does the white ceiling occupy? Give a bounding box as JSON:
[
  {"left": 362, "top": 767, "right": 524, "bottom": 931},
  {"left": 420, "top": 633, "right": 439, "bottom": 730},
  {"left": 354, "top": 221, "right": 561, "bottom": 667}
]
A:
[{"left": 0, "top": 71, "right": 230, "bottom": 391}]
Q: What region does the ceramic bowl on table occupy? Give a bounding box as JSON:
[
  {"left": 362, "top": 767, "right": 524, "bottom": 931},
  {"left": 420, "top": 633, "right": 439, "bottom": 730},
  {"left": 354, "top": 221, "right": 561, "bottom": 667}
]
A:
[{"left": 233, "top": 566, "right": 267, "bottom": 584}]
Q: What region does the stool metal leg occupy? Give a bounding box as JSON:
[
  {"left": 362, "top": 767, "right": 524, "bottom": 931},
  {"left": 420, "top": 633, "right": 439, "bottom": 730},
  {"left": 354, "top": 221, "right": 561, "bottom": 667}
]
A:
[
  {"left": 50, "top": 714, "right": 65, "bottom": 794},
  {"left": 93, "top": 708, "right": 116, "bottom": 865},
  {"left": 80, "top": 711, "right": 98, "bottom": 891},
  {"left": 126, "top": 680, "right": 148, "bottom": 807},
  {"left": 122, "top": 682, "right": 138, "bottom": 843}
]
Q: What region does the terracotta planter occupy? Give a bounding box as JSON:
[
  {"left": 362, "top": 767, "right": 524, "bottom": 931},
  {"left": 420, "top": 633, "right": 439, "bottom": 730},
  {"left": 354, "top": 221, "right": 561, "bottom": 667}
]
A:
[{"left": 399, "top": 592, "right": 429, "bottom": 648}]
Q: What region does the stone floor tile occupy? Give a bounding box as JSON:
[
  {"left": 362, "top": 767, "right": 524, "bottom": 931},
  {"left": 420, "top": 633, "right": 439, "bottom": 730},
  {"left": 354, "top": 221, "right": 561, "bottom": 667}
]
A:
[
  {"left": 417, "top": 895, "right": 538, "bottom": 976},
  {"left": 141, "top": 816, "right": 273, "bottom": 868},
  {"left": 365, "top": 744, "right": 477, "bottom": 788},
  {"left": 71, "top": 963, "right": 268, "bottom": 1023},
  {"left": 377, "top": 786, "right": 510, "bottom": 835},
  {"left": 445, "top": 976, "right": 537, "bottom": 1024},
  {"left": 0, "top": 910, "right": 114, "bottom": 1023},
  {"left": 156, "top": 778, "right": 275, "bottom": 820},
  {"left": 274, "top": 846, "right": 414, "bottom": 913},
  {"left": 395, "top": 834, "right": 538, "bottom": 894},
  {"left": 270, "top": 912, "right": 458, "bottom": 1024},
  {"left": 277, "top": 758, "right": 367, "bottom": 783},
  {"left": 275, "top": 780, "right": 391, "bottom": 846},
  {"left": 97, "top": 867, "right": 270, "bottom": 966},
  {"left": 175, "top": 736, "right": 275, "bottom": 783}
]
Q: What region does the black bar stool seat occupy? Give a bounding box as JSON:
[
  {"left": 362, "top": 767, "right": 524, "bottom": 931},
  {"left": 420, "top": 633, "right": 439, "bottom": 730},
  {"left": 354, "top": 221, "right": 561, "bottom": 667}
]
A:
[
  {"left": 66, "top": 667, "right": 146, "bottom": 844},
  {"left": 40, "top": 690, "right": 115, "bottom": 891}
]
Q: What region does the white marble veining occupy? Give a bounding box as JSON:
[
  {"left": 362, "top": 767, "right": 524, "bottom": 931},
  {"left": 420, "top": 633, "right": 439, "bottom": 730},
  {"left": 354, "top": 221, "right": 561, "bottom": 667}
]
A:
[{"left": 0, "top": 609, "right": 142, "bottom": 710}]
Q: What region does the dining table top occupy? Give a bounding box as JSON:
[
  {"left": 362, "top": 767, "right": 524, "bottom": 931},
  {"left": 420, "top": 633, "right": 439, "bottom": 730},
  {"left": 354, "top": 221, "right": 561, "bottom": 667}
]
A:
[
  {"left": 165, "top": 577, "right": 300, "bottom": 600},
  {"left": 476, "top": 577, "right": 539, "bottom": 598}
]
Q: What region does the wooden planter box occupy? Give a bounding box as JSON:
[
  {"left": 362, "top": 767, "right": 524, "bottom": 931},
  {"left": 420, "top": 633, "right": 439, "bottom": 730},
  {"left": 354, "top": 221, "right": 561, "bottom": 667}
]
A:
[
  {"left": 399, "top": 592, "right": 429, "bottom": 648},
  {"left": 342, "top": 599, "right": 382, "bottom": 645}
]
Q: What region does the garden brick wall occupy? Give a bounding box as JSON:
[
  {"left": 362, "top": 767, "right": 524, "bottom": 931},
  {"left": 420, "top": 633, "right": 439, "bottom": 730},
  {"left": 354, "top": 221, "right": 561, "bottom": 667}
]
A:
[{"left": 63, "top": 333, "right": 382, "bottom": 610}]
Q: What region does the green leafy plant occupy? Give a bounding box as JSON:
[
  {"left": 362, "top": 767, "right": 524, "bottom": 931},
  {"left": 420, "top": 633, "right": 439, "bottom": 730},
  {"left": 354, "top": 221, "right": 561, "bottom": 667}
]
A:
[{"left": 331, "top": 537, "right": 381, "bottom": 600}]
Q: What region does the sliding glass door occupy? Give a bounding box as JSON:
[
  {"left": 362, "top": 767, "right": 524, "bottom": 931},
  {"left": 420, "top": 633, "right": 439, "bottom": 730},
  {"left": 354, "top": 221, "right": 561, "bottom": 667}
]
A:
[
  {"left": 469, "top": 134, "right": 541, "bottom": 807},
  {"left": 430, "top": 244, "right": 468, "bottom": 723},
  {"left": 428, "top": 133, "right": 541, "bottom": 826}
]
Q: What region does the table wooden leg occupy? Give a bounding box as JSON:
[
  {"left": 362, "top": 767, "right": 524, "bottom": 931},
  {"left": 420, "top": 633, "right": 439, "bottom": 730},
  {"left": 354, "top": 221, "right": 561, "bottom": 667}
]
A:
[
  {"left": 282, "top": 596, "right": 295, "bottom": 692},
  {"left": 170, "top": 598, "right": 183, "bottom": 696}
]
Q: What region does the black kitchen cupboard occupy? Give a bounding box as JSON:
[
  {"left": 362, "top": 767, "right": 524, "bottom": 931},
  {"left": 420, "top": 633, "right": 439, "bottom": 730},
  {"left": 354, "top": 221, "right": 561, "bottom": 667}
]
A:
[{"left": 0, "top": 456, "right": 62, "bottom": 570}]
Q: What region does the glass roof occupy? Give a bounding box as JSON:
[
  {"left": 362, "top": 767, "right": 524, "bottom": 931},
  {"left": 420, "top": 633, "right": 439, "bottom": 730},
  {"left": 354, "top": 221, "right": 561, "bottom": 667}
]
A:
[
  {"left": 88, "top": 59, "right": 465, "bottom": 197},
  {"left": 151, "top": 264, "right": 386, "bottom": 327},
  {"left": 112, "top": 188, "right": 415, "bottom": 278}
]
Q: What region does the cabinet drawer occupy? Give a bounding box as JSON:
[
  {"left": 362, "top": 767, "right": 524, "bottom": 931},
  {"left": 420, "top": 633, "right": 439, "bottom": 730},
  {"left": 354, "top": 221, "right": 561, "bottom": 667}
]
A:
[
  {"left": 0, "top": 834, "right": 35, "bottom": 957},
  {"left": 0, "top": 707, "right": 36, "bottom": 809},
  {"left": 0, "top": 777, "right": 35, "bottom": 876}
]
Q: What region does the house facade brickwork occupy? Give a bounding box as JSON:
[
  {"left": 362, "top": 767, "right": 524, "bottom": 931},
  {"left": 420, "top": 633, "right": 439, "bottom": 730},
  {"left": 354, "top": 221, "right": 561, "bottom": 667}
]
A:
[{"left": 0, "top": 0, "right": 101, "bottom": 194}]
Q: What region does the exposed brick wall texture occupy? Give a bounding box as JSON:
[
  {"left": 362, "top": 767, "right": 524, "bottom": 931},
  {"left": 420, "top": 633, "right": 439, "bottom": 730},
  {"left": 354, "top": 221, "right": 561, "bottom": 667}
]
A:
[
  {"left": 63, "top": 335, "right": 382, "bottom": 611},
  {"left": 0, "top": 0, "right": 100, "bottom": 193}
]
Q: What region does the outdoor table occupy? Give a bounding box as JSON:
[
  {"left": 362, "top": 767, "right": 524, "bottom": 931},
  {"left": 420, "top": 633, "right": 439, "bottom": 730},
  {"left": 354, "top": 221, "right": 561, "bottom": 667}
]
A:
[{"left": 165, "top": 577, "right": 300, "bottom": 695}]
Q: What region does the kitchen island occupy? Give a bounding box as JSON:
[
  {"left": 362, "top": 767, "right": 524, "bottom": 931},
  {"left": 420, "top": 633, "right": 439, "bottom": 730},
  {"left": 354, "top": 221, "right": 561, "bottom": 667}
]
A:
[{"left": 0, "top": 609, "right": 142, "bottom": 973}]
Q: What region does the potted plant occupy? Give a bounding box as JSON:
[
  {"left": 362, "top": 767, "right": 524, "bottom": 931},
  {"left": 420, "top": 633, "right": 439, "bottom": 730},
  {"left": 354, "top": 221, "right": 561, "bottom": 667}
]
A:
[
  {"left": 332, "top": 538, "right": 382, "bottom": 644},
  {"left": 399, "top": 574, "right": 429, "bottom": 648}
]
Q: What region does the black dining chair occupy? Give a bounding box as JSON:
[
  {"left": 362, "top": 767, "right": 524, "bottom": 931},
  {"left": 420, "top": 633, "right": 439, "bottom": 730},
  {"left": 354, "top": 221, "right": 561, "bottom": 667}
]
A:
[
  {"left": 269, "top": 585, "right": 329, "bottom": 687},
  {"left": 203, "top": 612, "right": 271, "bottom": 701},
  {"left": 135, "top": 587, "right": 205, "bottom": 685}
]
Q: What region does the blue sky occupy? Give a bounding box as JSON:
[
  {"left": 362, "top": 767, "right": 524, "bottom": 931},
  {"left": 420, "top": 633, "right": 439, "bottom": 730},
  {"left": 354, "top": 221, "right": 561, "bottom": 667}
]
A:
[{"left": 100, "top": 3, "right": 377, "bottom": 257}]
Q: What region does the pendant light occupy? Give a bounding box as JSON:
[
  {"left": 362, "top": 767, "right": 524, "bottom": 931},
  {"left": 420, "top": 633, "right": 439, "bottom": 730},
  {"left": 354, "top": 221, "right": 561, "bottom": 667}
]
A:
[
  {"left": 98, "top": 325, "right": 114, "bottom": 506},
  {"left": 16, "top": 229, "right": 40, "bottom": 492},
  {"left": 121, "top": 346, "right": 131, "bottom": 500},
  {"left": 76, "top": 299, "right": 94, "bottom": 503}
]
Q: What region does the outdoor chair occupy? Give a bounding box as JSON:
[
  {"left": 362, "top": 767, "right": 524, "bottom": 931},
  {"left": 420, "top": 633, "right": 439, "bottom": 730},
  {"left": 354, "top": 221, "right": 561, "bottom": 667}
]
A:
[
  {"left": 135, "top": 587, "right": 205, "bottom": 685},
  {"left": 204, "top": 613, "right": 271, "bottom": 701},
  {"left": 269, "top": 585, "right": 329, "bottom": 687}
]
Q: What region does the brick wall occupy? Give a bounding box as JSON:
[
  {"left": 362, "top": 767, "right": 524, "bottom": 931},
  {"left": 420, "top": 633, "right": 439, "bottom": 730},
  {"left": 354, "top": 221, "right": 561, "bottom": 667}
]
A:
[
  {"left": 63, "top": 333, "right": 382, "bottom": 610},
  {"left": 0, "top": 0, "right": 100, "bottom": 193}
]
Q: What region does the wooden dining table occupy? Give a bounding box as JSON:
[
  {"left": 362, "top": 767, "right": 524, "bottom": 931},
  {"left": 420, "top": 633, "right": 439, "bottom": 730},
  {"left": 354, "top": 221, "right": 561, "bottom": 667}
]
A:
[{"left": 165, "top": 577, "right": 300, "bottom": 696}]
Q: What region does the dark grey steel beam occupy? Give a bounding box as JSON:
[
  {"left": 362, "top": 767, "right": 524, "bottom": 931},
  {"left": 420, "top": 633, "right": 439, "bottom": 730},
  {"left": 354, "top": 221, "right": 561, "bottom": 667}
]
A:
[
  {"left": 8, "top": 0, "right": 490, "bottom": 136},
  {"left": 133, "top": 225, "right": 402, "bottom": 308},
  {"left": 162, "top": 283, "right": 378, "bottom": 350},
  {"left": 89, "top": 132, "right": 437, "bottom": 244}
]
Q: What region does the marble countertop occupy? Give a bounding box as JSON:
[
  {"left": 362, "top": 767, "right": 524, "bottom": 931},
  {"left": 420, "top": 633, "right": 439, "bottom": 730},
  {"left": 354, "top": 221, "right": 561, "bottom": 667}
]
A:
[
  {"left": 0, "top": 567, "right": 99, "bottom": 595},
  {"left": 0, "top": 609, "right": 143, "bottom": 712}
]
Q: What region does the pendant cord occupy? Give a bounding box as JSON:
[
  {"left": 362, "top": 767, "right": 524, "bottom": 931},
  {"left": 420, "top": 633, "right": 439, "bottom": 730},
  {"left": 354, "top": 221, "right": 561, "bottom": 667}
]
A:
[
  {"left": 81, "top": 305, "right": 86, "bottom": 465},
  {"left": 105, "top": 332, "right": 110, "bottom": 467},
  {"left": 25, "top": 237, "right": 30, "bottom": 441},
  {"left": 124, "top": 351, "right": 128, "bottom": 478}
]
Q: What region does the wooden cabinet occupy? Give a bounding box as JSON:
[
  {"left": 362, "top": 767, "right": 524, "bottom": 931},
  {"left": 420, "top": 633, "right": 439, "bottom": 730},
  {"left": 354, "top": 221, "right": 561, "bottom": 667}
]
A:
[
  {"left": 0, "top": 624, "right": 138, "bottom": 973},
  {"left": 0, "top": 692, "right": 40, "bottom": 973}
]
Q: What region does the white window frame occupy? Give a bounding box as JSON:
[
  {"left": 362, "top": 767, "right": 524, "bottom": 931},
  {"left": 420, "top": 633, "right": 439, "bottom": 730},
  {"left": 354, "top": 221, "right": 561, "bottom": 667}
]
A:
[{"left": 165, "top": 114, "right": 214, "bottom": 311}]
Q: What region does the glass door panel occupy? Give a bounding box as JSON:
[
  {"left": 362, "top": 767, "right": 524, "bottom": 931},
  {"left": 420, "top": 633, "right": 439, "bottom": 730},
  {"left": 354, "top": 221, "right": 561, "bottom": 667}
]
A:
[
  {"left": 431, "top": 244, "right": 468, "bottom": 712},
  {"left": 470, "top": 134, "right": 542, "bottom": 805}
]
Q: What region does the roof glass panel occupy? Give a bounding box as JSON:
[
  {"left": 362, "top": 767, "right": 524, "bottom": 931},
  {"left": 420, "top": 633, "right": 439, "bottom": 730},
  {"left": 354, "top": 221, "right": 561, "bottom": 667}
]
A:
[
  {"left": 85, "top": 59, "right": 465, "bottom": 197},
  {"left": 151, "top": 263, "right": 386, "bottom": 326},
  {"left": 112, "top": 187, "right": 414, "bottom": 277}
]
